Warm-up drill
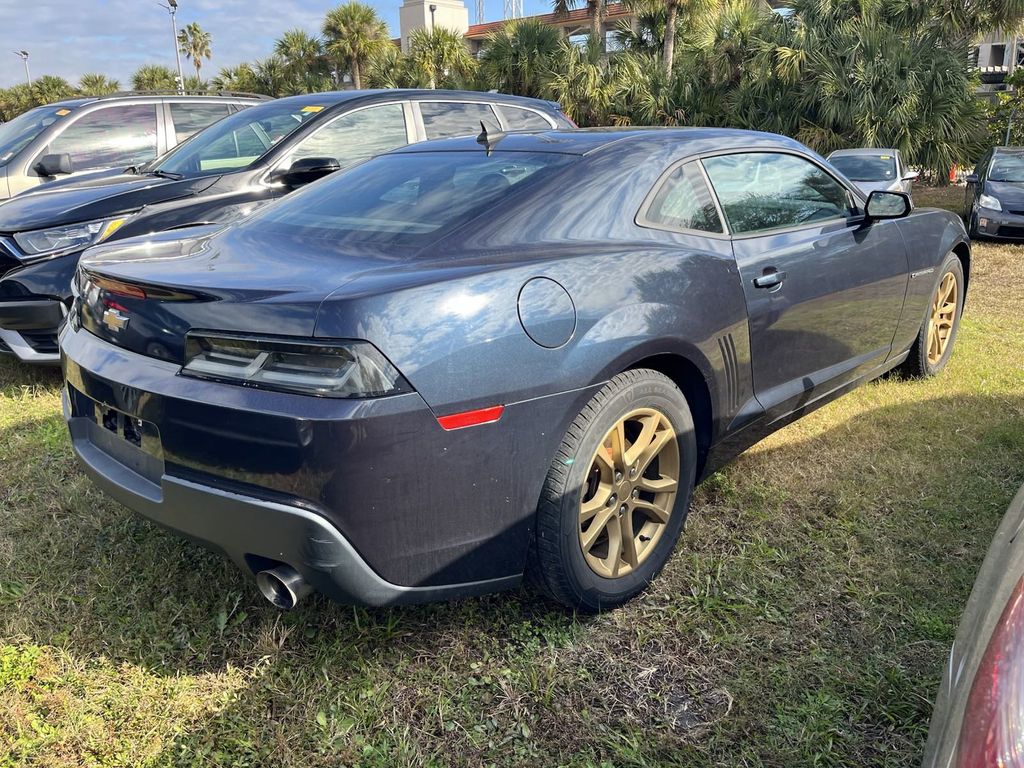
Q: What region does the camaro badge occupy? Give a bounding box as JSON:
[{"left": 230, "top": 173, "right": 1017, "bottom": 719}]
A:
[{"left": 102, "top": 307, "right": 129, "bottom": 332}]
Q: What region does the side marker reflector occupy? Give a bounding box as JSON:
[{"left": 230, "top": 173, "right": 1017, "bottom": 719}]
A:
[{"left": 437, "top": 405, "right": 505, "bottom": 431}]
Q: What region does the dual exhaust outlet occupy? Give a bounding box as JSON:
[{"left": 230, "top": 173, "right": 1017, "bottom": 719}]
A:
[{"left": 255, "top": 564, "right": 311, "bottom": 610}]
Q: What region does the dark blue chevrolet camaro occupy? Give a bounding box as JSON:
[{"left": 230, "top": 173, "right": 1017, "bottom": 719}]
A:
[{"left": 60, "top": 128, "right": 970, "bottom": 611}]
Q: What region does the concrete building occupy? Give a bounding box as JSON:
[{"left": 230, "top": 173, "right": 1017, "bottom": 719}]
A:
[{"left": 973, "top": 31, "right": 1023, "bottom": 98}]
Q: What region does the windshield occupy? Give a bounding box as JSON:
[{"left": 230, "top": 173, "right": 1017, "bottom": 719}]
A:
[
  {"left": 244, "top": 150, "right": 577, "bottom": 246},
  {"left": 989, "top": 153, "right": 1024, "bottom": 182},
  {"left": 830, "top": 154, "right": 897, "bottom": 182},
  {"left": 153, "top": 99, "right": 332, "bottom": 177},
  {"left": 0, "top": 105, "right": 73, "bottom": 166}
]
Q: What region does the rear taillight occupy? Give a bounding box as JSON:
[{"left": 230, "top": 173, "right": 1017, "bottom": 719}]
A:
[{"left": 957, "top": 577, "right": 1024, "bottom": 767}]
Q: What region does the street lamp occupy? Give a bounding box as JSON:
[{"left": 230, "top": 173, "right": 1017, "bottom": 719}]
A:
[
  {"left": 429, "top": 4, "right": 437, "bottom": 29},
  {"left": 157, "top": 0, "right": 185, "bottom": 94},
  {"left": 12, "top": 50, "right": 30, "bottom": 89}
]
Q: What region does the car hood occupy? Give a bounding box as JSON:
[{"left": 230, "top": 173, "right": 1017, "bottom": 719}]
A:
[
  {"left": 0, "top": 173, "right": 221, "bottom": 232},
  {"left": 984, "top": 180, "right": 1024, "bottom": 208},
  {"left": 76, "top": 224, "right": 419, "bottom": 362}
]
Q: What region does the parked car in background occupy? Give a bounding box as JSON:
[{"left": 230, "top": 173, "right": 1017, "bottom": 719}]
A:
[
  {"left": 922, "top": 483, "right": 1024, "bottom": 767},
  {"left": 827, "top": 148, "right": 919, "bottom": 196},
  {"left": 61, "top": 128, "right": 969, "bottom": 612},
  {"left": 965, "top": 146, "right": 1024, "bottom": 240},
  {"left": 0, "top": 90, "right": 573, "bottom": 364},
  {"left": 0, "top": 92, "right": 264, "bottom": 200}
]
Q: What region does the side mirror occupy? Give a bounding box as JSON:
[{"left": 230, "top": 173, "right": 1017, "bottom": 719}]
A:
[
  {"left": 901, "top": 170, "right": 920, "bottom": 181},
  {"left": 865, "top": 190, "right": 911, "bottom": 221},
  {"left": 278, "top": 156, "right": 341, "bottom": 186},
  {"left": 34, "top": 153, "right": 73, "bottom": 177},
  {"left": 965, "top": 173, "right": 980, "bottom": 185}
]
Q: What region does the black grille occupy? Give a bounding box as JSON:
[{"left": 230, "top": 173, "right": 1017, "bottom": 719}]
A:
[
  {"left": 998, "top": 225, "right": 1024, "bottom": 239},
  {"left": 21, "top": 331, "right": 59, "bottom": 355}
]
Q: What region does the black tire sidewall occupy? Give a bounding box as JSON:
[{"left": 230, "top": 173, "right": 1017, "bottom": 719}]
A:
[{"left": 551, "top": 373, "right": 697, "bottom": 610}]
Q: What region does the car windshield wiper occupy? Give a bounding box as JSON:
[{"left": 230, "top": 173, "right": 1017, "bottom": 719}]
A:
[{"left": 147, "top": 169, "right": 185, "bottom": 180}]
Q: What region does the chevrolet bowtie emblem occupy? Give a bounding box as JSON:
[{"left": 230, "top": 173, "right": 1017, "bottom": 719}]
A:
[{"left": 102, "top": 307, "right": 129, "bottom": 332}]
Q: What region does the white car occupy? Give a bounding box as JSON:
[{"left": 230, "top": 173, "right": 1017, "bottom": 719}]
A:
[{"left": 827, "top": 148, "right": 919, "bottom": 196}]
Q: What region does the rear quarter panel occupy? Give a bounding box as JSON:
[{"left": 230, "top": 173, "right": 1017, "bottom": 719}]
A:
[{"left": 890, "top": 208, "right": 969, "bottom": 356}]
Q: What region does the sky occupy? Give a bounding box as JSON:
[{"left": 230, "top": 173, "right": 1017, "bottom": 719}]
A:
[{"left": 0, "top": 0, "right": 553, "bottom": 89}]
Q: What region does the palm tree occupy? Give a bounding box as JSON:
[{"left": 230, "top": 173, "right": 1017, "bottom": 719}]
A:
[
  {"left": 211, "top": 64, "right": 260, "bottom": 94},
  {"left": 78, "top": 73, "right": 120, "bottom": 96},
  {"left": 322, "top": 2, "right": 391, "bottom": 89},
  {"left": 177, "top": 22, "right": 213, "bottom": 81},
  {"left": 552, "top": 0, "right": 607, "bottom": 52},
  {"left": 131, "top": 64, "right": 178, "bottom": 92},
  {"left": 408, "top": 27, "right": 477, "bottom": 89},
  {"left": 274, "top": 28, "right": 328, "bottom": 90},
  {"left": 479, "top": 18, "right": 563, "bottom": 97},
  {"left": 542, "top": 38, "right": 614, "bottom": 125}
]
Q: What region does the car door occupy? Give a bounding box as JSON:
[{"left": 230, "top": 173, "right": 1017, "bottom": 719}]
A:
[
  {"left": 9, "top": 103, "right": 161, "bottom": 196},
  {"left": 702, "top": 150, "right": 910, "bottom": 420},
  {"left": 278, "top": 101, "right": 414, "bottom": 171},
  {"left": 166, "top": 101, "right": 234, "bottom": 148}
]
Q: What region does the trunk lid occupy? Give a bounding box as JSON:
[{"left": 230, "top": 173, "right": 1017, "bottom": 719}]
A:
[{"left": 76, "top": 224, "right": 417, "bottom": 363}]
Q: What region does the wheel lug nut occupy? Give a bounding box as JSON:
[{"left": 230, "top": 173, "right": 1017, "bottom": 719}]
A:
[
  {"left": 632, "top": 488, "right": 639, "bottom": 498},
  {"left": 620, "top": 504, "right": 628, "bottom": 514},
  {"left": 615, "top": 472, "right": 623, "bottom": 483},
  {"left": 607, "top": 494, "right": 617, "bottom": 507}
]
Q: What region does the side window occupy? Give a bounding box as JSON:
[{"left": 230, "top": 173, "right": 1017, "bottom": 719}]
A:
[
  {"left": 169, "top": 103, "right": 232, "bottom": 145},
  {"left": 288, "top": 104, "right": 408, "bottom": 169},
  {"left": 643, "top": 161, "right": 723, "bottom": 233},
  {"left": 420, "top": 102, "right": 501, "bottom": 140},
  {"left": 499, "top": 106, "right": 553, "bottom": 131},
  {"left": 47, "top": 104, "right": 158, "bottom": 171},
  {"left": 702, "top": 152, "right": 852, "bottom": 235}
]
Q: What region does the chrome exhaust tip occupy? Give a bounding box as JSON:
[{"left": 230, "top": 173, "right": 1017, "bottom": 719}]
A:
[{"left": 256, "top": 565, "right": 311, "bottom": 610}]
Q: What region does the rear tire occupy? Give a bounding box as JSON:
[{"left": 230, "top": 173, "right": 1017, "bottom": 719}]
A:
[
  {"left": 898, "top": 252, "right": 964, "bottom": 379},
  {"left": 527, "top": 369, "right": 697, "bottom": 612}
]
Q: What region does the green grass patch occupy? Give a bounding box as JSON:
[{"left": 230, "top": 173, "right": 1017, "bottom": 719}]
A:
[{"left": 1, "top": 243, "right": 1022, "bottom": 766}]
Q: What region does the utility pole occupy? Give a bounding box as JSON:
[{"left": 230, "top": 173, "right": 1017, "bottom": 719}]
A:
[
  {"left": 429, "top": 4, "right": 437, "bottom": 29},
  {"left": 13, "top": 50, "right": 30, "bottom": 88},
  {"left": 158, "top": 0, "right": 185, "bottom": 93}
]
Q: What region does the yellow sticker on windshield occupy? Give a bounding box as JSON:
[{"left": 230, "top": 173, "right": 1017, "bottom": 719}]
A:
[
  {"left": 880, "top": 155, "right": 891, "bottom": 159},
  {"left": 55, "top": 108, "right": 71, "bottom": 116},
  {"left": 301, "top": 105, "right": 325, "bottom": 113}
]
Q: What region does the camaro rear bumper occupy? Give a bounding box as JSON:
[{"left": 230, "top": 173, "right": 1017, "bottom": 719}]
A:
[
  {"left": 66, "top": 403, "right": 519, "bottom": 606},
  {"left": 60, "top": 323, "right": 599, "bottom": 604}
]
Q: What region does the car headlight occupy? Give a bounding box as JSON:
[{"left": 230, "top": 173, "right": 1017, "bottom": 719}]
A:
[
  {"left": 979, "top": 193, "right": 1002, "bottom": 211},
  {"left": 12, "top": 217, "right": 129, "bottom": 262},
  {"left": 181, "top": 333, "right": 411, "bottom": 398}
]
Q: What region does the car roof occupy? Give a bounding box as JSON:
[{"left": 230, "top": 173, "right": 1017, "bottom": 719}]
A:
[
  {"left": 392, "top": 126, "right": 811, "bottom": 157},
  {"left": 994, "top": 146, "right": 1024, "bottom": 153},
  {"left": 828, "top": 148, "right": 899, "bottom": 157},
  {"left": 41, "top": 93, "right": 266, "bottom": 110}
]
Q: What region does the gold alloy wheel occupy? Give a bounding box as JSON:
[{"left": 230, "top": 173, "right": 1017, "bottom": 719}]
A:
[
  {"left": 927, "top": 271, "right": 958, "bottom": 366},
  {"left": 578, "top": 408, "right": 680, "bottom": 578}
]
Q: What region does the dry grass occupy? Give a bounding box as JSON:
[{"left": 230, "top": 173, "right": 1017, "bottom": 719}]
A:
[{"left": 1, "top": 242, "right": 1022, "bottom": 766}]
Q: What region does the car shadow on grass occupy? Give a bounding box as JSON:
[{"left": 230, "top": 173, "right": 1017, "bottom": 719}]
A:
[{"left": 3, "top": 387, "right": 1024, "bottom": 765}]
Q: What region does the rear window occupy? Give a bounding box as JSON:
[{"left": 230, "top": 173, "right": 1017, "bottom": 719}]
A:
[
  {"left": 829, "top": 154, "right": 896, "bottom": 182},
  {"left": 500, "top": 106, "right": 553, "bottom": 131},
  {"left": 246, "top": 150, "right": 576, "bottom": 246}
]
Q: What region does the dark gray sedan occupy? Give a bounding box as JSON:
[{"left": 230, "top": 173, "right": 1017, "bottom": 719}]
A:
[
  {"left": 59, "top": 128, "right": 969, "bottom": 611},
  {"left": 923, "top": 484, "right": 1024, "bottom": 766}
]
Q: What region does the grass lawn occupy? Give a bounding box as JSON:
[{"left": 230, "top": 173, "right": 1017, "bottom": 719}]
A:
[{"left": 2, "top": 242, "right": 1022, "bottom": 767}]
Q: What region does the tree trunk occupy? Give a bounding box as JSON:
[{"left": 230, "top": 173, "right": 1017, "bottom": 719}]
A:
[
  {"left": 662, "top": 1, "right": 678, "bottom": 78},
  {"left": 590, "top": 0, "right": 605, "bottom": 52},
  {"left": 353, "top": 59, "right": 362, "bottom": 90}
]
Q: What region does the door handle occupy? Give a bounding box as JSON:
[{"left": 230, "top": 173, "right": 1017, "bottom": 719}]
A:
[{"left": 753, "top": 270, "right": 787, "bottom": 289}]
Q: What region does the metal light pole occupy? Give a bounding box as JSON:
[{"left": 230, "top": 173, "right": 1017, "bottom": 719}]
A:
[
  {"left": 13, "top": 50, "right": 30, "bottom": 88},
  {"left": 429, "top": 4, "right": 437, "bottom": 29},
  {"left": 158, "top": 0, "right": 185, "bottom": 94}
]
